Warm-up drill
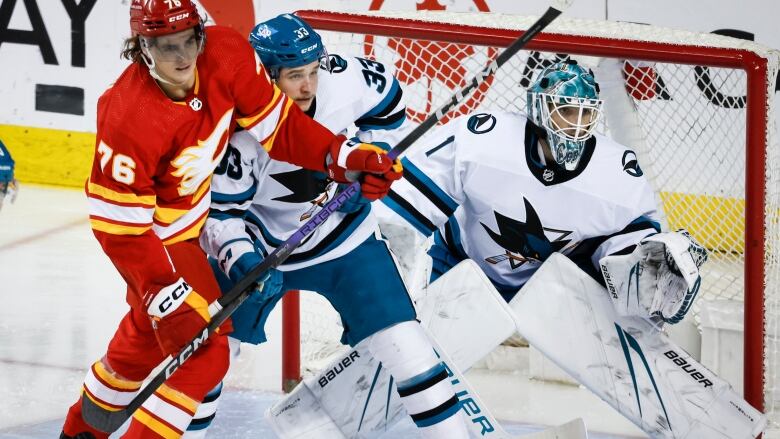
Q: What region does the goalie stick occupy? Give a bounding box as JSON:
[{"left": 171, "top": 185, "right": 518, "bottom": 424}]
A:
[{"left": 81, "top": 0, "right": 574, "bottom": 432}]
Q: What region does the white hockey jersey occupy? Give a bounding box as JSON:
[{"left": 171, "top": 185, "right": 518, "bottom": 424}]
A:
[
  {"left": 383, "top": 111, "right": 661, "bottom": 292},
  {"left": 202, "top": 53, "right": 407, "bottom": 271}
]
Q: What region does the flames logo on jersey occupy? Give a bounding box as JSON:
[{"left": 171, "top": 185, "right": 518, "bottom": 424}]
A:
[
  {"left": 171, "top": 109, "right": 233, "bottom": 196},
  {"left": 482, "top": 197, "right": 572, "bottom": 269}
]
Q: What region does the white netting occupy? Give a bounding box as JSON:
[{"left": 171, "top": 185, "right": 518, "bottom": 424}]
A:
[{"left": 291, "top": 10, "right": 780, "bottom": 432}]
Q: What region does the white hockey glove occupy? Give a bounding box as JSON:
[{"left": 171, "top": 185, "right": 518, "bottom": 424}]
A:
[{"left": 599, "top": 229, "right": 708, "bottom": 325}]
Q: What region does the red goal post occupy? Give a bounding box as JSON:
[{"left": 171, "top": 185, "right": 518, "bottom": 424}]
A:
[{"left": 282, "top": 8, "right": 780, "bottom": 431}]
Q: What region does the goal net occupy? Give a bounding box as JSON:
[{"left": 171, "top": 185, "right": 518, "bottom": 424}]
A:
[{"left": 282, "top": 9, "right": 780, "bottom": 433}]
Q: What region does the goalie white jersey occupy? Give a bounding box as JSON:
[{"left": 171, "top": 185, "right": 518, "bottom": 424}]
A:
[
  {"left": 202, "top": 53, "right": 407, "bottom": 270},
  {"left": 384, "top": 111, "right": 661, "bottom": 291}
]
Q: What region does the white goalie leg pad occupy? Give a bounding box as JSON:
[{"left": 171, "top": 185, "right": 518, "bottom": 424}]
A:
[
  {"left": 367, "top": 321, "right": 468, "bottom": 437},
  {"left": 266, "top": 375, "right": 348, "bottom": 439},
  {"left": 266, "top": 259, "right": 517, "bottom": 438},
  {"left": 511, "top": 253, "right": 766, "bottom": 439}
]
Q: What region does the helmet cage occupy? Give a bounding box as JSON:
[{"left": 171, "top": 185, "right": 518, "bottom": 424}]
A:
[
  {"left": 537, "top": 93, "right": 602, "bottom": 142},
  {"left": 530, "top": 91, "right": 603, "bottom": 170}
]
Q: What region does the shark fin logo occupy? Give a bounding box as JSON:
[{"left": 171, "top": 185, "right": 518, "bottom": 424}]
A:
[
  {"left": 482, "top": 198, "right": 571, "bottom": 268},
  {"left": 269, "top": 169, "right": 333, "bottom": 221}
]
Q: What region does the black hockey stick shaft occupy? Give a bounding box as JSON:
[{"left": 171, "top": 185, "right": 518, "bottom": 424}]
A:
[{"left": 81, "top": 3, "right": 569, "bottom": 432}]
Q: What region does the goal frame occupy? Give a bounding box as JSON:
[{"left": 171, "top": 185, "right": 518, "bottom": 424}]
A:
[{"left": 282, "top": 8, "right": 771, "bottom": 416}]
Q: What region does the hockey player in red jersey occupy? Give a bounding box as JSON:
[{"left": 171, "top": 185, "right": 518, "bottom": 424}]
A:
[{"left": 60, "top": 1, "right": 402, "bottom": 438}]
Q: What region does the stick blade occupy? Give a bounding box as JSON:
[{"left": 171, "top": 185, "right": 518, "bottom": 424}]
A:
[
  {"left": 521, "top": 418, "right": 588, "bottom": 439},
  {"left": 81, "top": 393, "right": 131, "bottom": 433}
]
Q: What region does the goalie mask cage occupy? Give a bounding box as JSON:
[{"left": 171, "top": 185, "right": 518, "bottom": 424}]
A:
[{"left": 281, "top": 9, "right": 780, "bottom": 433}]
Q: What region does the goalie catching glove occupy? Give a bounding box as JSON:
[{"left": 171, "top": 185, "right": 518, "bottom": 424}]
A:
[
  {"left": 599, "top": 229, "right": 708, "bottom": 325},
  {"left": 327, "top": 138, "right": 403, "bottom": 200}
]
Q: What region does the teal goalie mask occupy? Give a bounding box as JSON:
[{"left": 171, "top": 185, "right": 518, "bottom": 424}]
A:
[{"left": 527, "top": 60, "right": 603, "bottom": 170}]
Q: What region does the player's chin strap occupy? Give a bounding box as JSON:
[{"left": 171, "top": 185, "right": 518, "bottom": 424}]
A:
[
  {"left": 80, "top": 0, "right": 574, "bottom": 432},
  {"left": 139, "top": 40, "right": 177, "bottom": 86},
  {"left": 139, "top": 34, "right": 205, "bottom": 87}
]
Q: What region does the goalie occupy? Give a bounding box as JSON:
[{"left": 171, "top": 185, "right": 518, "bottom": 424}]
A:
[
  {"left": 381, "top": 59, "right": 707, "bottom": 326},
  {"left": 370, "top": 59, "right": 768, "bottom": 439},
  {"left": 265, "top": 60, "right": 714, "bottom": 439}
]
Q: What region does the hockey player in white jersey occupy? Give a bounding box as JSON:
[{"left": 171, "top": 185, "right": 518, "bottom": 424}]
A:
[
  {"left": 383, "top": 59, "right": 707, "bottom": 320},
  {"left": 188, "top": 14, "right": 470, "bottom": 438}
]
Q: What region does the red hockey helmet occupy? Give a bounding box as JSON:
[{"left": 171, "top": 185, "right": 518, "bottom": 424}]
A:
[{"left": 130, "top": 0, "right": 201, "bottom": 38}]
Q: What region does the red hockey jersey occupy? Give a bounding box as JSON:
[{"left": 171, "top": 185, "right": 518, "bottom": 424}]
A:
[{"left": 86, "top": 26, "right": 336, "bottom": 308}]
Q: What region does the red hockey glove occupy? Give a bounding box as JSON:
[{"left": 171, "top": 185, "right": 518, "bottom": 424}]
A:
[
  {"left": 327, "top": 138, "right": 403, "bottom": 200},
  {"left": 145, "top": 277, "right": 211, "bottom": 356},
  {"left": 359, "top": 162, "right": 403, "bottom": 200}
]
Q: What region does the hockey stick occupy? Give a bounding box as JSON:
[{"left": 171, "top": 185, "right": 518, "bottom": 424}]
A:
[
  {"left": 425, "top": 327, "right": 588, "bottom": 439},
  {"left": 82, "top": 1, "right": 572, "bottom": 432}
]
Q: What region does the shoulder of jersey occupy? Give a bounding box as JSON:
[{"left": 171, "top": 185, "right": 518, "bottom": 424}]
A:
[
  {"left": 99, "top": 64, "right": 159, "bottom": 131},
  {"left": 323, "top": 53, "right": 389, "bottom": 73},
  {"left": 456, "top": 110, "right": 523, "bottom": 135},
  {"left": 201, "top": 25, "right": 256, "bottom": 67},
  {"left": 591, "top": 133, "right": 646, "bottom": 179},
  {"left": 203, "top": 25, "right": 244, "bottom": 44},
  {"left": 443, "top": 111, "right": 526, "bottom": 163},
  {"left": 319, "top": 54, "right": 360, "bottom": 84},
  {"left": 451, "top": 111, "right": 526, "bottom": 150},
  {"left": 321, "top": 53, "right": 352, "bottom": 74},
  {"left": 318, "top": 53, "right": 384, "bottom": 104}
]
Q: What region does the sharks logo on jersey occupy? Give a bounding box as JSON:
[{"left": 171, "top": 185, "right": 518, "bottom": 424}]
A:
[
  {"left": 269, "top": 169, "right": 334, "bottom": 221},
  {"left": 622, "top": 150, "right": 643, "bottom": 177},
  {"left": 482, "top": 198, "right": 572, "bottom": 269},
  {"left": 467, "top": 113, "right": 497, "bottom": 134},
  {"left": 323, "top": 54, "right": 348, "bottom": 73}
]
